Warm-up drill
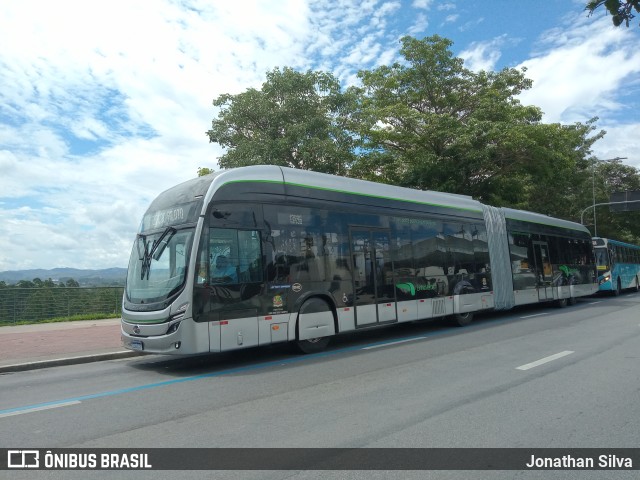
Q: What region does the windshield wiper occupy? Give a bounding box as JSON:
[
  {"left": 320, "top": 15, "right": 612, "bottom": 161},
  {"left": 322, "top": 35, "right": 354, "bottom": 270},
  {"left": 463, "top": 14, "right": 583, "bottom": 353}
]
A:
[
  {"left": 139, "top": 227, "right": 176, "bottom": 280},
  {"left": 151, "top": 227, "right": 176, "bottom": 260}
]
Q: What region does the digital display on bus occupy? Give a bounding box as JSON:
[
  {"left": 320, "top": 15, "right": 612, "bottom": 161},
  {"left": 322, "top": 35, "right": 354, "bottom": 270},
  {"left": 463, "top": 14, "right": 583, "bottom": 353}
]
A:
[{"left": 141, "top": 201, "right": 201, "bottom": 232}]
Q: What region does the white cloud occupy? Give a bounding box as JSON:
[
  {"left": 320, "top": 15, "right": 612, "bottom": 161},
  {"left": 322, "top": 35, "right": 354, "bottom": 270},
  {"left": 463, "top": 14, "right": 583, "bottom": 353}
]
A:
[
  {"left": 408, "top": 13, "right": 429, "bottom": 36},
  {"left": 412, "top": 0, "right": 432, "bottom": 9},
  {"left": 444, "top": 14, "right": 459, "bottom": 24},
  {"left": 591, "top": 123, "right": 640, "bottom": 167},
  {"left": 0, "top": 0, "right": 411, "bottom": 271},
  {"left": 0, "top": 0, "right": 316, "bottom": 270},
  {"left": 1, "top": 0, "right": 639, "bottom": 272},
  {"left": 459, "top": 35, "right": 507, "bottom": 72},
  {"left": 437, "top": 3, "right": 456, "bottom": 12},
  {"left": 517, "top": 14, "right": 640, "bottom": 168}
]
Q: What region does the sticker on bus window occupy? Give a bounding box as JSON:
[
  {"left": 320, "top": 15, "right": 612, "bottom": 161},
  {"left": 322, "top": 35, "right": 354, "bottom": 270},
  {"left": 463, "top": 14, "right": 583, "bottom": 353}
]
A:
[{"left": 273, "top": 295, "right": 284, "bottom": 308}]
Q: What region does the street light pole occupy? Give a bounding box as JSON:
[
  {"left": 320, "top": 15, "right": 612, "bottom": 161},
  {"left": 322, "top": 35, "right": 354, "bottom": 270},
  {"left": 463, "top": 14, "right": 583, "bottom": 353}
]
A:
[{"left": 591, "top": 156, "right": 627, "bottom": 237}]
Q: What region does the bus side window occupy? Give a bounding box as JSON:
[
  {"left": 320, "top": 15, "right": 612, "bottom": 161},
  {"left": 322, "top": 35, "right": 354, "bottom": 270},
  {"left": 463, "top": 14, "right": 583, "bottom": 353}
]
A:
[{"left": 237, "top": 230, "right": 263, "bottom": 282}]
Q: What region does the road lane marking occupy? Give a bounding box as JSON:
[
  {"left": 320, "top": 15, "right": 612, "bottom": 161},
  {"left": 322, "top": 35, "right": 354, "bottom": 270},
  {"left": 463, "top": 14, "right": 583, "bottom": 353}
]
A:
[
  {"left": 516, "top": 351, "right": 575, "bottom": 371},
  {"left": 0, "top": 313, "right": 537, "bottom": 419},
  {"left": 362, "top": 337, "right": 428, "bottom": 350},
  {"left": 0, "top": 400, "right": 81, "bottom": 418},
  {"left": 519, "top": 313, "right": 549, "bottom": 319},
  {"left": 588, "top": 301, "right": 602, "bottom": 305}
]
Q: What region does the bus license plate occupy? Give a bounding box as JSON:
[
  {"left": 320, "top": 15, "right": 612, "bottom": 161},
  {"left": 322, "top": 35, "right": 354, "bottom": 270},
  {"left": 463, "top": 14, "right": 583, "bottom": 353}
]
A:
[{"left": 130, "top": 340, "right": 144, "bottom": 351}]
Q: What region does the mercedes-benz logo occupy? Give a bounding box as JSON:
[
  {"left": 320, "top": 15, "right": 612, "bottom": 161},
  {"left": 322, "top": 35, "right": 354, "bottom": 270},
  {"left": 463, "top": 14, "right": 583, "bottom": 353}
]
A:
[{"left": 133, "top": 325, "right": 141, "bottom": 334}]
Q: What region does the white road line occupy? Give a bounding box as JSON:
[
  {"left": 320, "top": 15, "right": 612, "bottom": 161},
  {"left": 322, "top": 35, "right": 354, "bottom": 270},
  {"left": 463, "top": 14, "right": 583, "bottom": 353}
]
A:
[
  {"left": 588, "top": 301, "right": 602, "bottom": 305},
  {"left": 516, "top": 351, "right": 575, "bottom": 371},
  {"left": 520, "top": 313, "right": 549, "bottom": 319},
  {"left": 0, "top": 400, "right": 81, "bottom": 418},
  {"left": 363, "top": 337, "right": 428, "bottom": 350}
]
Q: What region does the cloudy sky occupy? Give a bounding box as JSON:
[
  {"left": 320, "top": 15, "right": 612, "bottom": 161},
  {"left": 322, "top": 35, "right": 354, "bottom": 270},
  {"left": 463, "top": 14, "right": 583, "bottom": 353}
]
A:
[{"left": 1, "top": 0, "right": 639, "bottom": 272}]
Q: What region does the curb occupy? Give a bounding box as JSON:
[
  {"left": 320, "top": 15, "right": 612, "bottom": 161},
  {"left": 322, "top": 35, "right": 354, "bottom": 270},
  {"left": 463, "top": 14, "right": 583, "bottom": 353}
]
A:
[{"left": 0, "top": 351, "right": 143, "bottom": 374}]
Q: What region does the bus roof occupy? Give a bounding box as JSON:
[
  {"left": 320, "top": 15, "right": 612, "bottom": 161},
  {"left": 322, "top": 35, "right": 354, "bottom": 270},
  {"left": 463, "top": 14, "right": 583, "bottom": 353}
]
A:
[
  {"left": 149, "top": 166, "right": 588, "bottom": 233},
  {"left": 207, "top": 165, "right": 484, "bottom": 215},
  {"left": 503, "top": 207, "right": 592, "bottom": 234},
  {"left": 593, "top": 237, "right": 640, "bottom": 249}
]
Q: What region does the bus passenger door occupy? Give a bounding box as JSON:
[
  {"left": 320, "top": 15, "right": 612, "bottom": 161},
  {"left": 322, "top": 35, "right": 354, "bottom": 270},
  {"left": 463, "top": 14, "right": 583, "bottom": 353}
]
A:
[
  {"left": 349, "top": 228, "right": 397, "bottom": 327},
  {"left": 532, "top": 241, "right": 552, "bottom": 301}
]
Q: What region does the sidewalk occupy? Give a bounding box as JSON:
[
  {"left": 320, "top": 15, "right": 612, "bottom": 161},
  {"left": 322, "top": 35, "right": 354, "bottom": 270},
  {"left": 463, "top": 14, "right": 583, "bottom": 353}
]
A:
[{"left": 0, "top": 319, "right": 140, "bottom": 373}]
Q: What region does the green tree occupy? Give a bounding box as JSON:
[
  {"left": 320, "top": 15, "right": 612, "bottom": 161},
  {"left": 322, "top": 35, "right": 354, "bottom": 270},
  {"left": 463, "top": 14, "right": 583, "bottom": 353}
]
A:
[
  {"left": 351, "top": 35, "right": 601, "bottom": 216},
  {"left": 197, "top": 167, "right": 214, "bottom": 177},
  {"left": 587, "top": 158, "right": 640, "bottom": 242},
  {"left": 520, "top": 119, "right": 604, "bottom": 220},
  {"left": 207, "top": 67, "right": 358, "bottom": 175},
  {"left": 587, "top": 0, "right": 640, "bottom": 27}
]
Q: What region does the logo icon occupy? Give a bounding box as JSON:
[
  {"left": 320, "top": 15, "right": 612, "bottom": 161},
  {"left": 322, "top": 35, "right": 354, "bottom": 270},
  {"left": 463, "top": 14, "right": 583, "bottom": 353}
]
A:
[
  {"left": 8, "top": 450, "right": 39, "bottom": 469},
  {"left": 292, "top": 283, "right": 302, "bottom": 293},
  {"left": 273, "top": 295, "right": 283, "bottom": 308},
  {"left": 133, "top": 325, "right": 141, "bottom": 334}
]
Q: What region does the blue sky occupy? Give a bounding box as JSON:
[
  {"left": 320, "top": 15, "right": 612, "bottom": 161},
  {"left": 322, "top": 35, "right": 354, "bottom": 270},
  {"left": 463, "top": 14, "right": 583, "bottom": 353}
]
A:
[{"left": 1, "top": 0, "right": 639, "bottom": 271}]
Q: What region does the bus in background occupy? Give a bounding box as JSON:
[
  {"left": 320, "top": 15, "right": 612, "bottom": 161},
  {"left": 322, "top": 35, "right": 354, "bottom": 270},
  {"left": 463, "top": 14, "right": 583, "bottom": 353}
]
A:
[
  {"left": 121, "top": 166, "right": 598, "bottom": 356},
  {"left": 592, "top": 237, "right": 640, "bottom": 295}
]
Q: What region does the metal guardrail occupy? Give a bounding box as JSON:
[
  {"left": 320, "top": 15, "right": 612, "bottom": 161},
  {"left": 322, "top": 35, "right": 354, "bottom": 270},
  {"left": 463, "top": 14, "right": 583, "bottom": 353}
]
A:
[{"left": 0, "top": 287, "right": 124, "bottom": 324}]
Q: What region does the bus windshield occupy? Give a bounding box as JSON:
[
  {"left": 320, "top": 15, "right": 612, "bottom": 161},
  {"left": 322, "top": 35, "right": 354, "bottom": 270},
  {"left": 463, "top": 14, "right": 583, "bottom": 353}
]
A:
[
  {"left": 594, "top": 247, "right": 609, "bottom": 270},
  {"left": 126, "top": 227, "right": 194, "bottom": 304}
]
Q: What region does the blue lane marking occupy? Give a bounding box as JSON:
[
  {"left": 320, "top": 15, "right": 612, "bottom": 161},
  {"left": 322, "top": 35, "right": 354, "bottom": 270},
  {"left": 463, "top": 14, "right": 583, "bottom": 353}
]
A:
[{"left": 0, "top": 312, "right": 539, "bottom": 417}]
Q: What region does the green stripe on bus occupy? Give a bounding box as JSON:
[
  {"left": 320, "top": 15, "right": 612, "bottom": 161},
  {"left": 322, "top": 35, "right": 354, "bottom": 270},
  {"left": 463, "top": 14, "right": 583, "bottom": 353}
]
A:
[
  {"left": 221, "top": 179, "right": 483, "bottom": 214},
  {"left": 505, "top": 217, "right": 588, "bottom": 233}
]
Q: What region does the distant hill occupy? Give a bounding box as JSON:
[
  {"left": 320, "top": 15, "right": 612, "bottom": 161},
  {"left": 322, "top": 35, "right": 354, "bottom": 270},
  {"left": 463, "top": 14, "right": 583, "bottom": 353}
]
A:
[{"left": 0, "top": 267, "right": 127, "bottom": 286}]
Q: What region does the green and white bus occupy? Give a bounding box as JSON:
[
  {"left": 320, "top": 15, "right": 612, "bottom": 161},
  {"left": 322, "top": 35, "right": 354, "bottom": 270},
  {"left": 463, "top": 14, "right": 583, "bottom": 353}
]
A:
[{"left": 121, "top": 166, "right": 598, "bottom": 355}]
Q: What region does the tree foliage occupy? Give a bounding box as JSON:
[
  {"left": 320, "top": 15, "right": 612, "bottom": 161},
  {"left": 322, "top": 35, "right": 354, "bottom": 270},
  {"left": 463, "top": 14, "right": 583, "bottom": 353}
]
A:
[
  {"left": 197, "top": 167, "right": 214, "bottom": 177},
  {"left": 588, "top": 158, "right": 640, "bottom": 241},
  {"left": 351, "top": 35, "right": 603, "bottom": 217},
  {"left": 205, "top": 35, "right": 640, "bottom": 243},
  {"left": 206, "top": 67, "right": 358, "bottom": 175},
  {"left": 587, "top": 0, "right": 640, "bottom": 27}
]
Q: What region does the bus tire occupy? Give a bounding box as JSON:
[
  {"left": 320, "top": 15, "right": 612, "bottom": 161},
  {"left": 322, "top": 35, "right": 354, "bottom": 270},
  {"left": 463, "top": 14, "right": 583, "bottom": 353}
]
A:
[
  {"left": 296, "top": 336, "right": 331, "bottom": 354},
  {"left": 555, "top": 297, "right": 568, "bottom": 308},
  {"left": 451, "top": 311, "right": 474, "bottom": 327},
  {"left": 294, "top": 297, "right": 333, "bottom": 354},
  {"left": 568, "top": 295, "right": 577, "bottom": 306},
  {"left": 634, "top": 277, "right": 640, "bottom": 293},
  {"left": 613, "top": 278, "right": 621, "bottom": 296}
]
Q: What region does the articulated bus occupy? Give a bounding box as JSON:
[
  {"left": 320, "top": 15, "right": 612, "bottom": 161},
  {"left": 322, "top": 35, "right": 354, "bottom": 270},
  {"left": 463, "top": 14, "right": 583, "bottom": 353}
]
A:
[
  {"left": 121, "top": 166, "right": 597, "bottom": 355},
  {"left": 592, "top": 237, "right": 640, "bottom": 295}
]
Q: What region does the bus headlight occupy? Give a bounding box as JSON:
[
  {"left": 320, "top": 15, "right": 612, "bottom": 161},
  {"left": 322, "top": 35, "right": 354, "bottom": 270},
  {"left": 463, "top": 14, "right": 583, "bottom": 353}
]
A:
[{"left": 166, "top": 321, "right": 181, "bottom": 334}]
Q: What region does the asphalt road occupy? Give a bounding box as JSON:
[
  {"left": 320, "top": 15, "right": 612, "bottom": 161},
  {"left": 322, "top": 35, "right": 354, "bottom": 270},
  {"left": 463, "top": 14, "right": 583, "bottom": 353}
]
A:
[{"left": 1, "top": 293, "right": 639, "bottom": 480}]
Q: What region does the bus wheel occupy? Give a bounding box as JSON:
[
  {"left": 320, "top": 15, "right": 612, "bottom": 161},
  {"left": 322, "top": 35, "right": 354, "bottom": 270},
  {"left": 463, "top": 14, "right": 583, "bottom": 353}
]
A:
[
  {"left": 451, "top": 311, "right": 474, "bottom": 327},
  {"left": 613, "top": 279, "right": 622, "bottom": 296},
  {"left": 296, "top": 336, "right": 330, "bottom": 354},
  {"left": 555, "top": 297, "right": 568, "bottom": 308},
  {"left": 568, "top": 296, "right": 577, "bottom": 306},
  {"left": 294, "top": 298, "right": 333, "bottom": 354},
  {"left": 634, "top": 277, "right": 640, "bottom": 293}
]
